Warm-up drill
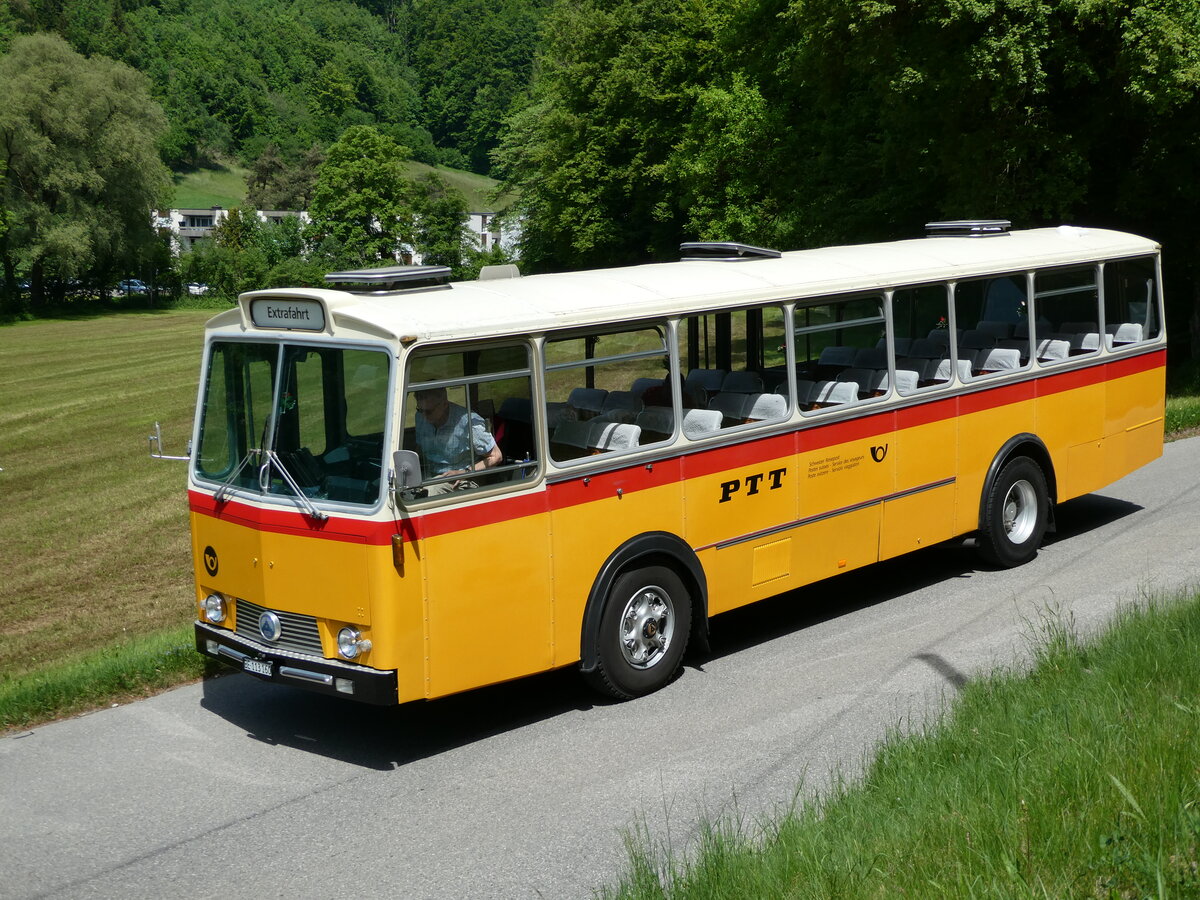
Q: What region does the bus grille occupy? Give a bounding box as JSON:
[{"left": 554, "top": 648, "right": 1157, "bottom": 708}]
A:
[{"left": 234, "top": 599, "right": 324, "bottom": 656}]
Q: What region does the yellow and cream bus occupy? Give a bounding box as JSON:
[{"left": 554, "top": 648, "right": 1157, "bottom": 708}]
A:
[{"left": 185, "top": 221, "right": 1165, "bottom": 703}]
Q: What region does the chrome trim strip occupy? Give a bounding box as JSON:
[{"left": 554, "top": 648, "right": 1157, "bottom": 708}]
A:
[
  {"left": 704, "top": 476, "right": 957, "bottom": 551},
  {"left": 216, "top": 644, "right": 249, "bottom": 664},
  {"left": 279, "top": 666, "right": 335, "bottom": 686}
]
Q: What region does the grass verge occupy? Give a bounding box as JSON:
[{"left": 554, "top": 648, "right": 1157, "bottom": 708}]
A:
[
  {"left": 604, "top": 592, "right": 1200, "bottom": 899},
  {"left": 0, "top": 624, "right": 219, "bottom": 732}
]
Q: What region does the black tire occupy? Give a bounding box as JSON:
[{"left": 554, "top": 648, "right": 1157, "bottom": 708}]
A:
[
  {"left": 584, "top": 565, "right": 692, "bottom": 700},
  {"left": 978, "top": 456, "right": 1049, "bottom": 568}
]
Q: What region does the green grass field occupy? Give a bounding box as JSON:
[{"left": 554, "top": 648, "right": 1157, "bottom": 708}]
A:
[{"left": 0, "top": 311, "right": 208, "bottom": 702}]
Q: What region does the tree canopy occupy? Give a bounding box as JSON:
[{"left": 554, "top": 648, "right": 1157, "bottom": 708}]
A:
[
  {"left": 307, "top": 125, "right": 417, "bottom": 266},
  {"left": 0, "top": 33, "right": 170, "bottom": 311},
  {"left": 496, "top": 0, "right": 1200, "bottom": 352},
  {"left": 3, "top": 0, "right": 551, "bottom": 174}
]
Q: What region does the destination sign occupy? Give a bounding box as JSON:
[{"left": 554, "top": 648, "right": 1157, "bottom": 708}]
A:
[{"left": 251, "top": 298, "right": 326, "bottom": 331}]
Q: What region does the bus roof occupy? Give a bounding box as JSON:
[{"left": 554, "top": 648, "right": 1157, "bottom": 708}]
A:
[{"left": 224, "top": 226, "right": 1159, "bottom": 344}]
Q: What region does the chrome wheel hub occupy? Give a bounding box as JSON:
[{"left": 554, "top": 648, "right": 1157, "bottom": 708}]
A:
[
  {"left": 1002, "top": 479, "right": 1038, "bottom": 544},
  {"left": 619, "top": 586, "right": 674, "bottom": 670}
]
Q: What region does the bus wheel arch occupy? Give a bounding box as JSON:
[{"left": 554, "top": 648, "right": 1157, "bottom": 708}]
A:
[
  {"left": 977, "top": 436, "right": 1055, "bottom": 567},
  {"left": 579, "top": 532, "right": 708, "bottom": 699}
]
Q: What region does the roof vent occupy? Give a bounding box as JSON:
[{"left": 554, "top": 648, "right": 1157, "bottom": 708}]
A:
[
  {"left": 324, "top": 264, "right": 452, "bottom": 293},
  {"left": 679, "top": 241, "right": 782, "bottom": 261},
  {"left": 478, "top": 264, "right": 521, "bottom": 281},
  {"left": 925, "top": 219, "right": 1012, "bottom": 238}
]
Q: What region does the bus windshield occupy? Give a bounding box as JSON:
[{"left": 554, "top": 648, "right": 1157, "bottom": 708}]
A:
[{"left": 195, "top": 340, "right": 390, "bottom": 507}]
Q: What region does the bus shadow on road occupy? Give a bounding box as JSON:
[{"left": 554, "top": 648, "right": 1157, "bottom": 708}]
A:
[
  {"left": 1043, "top": 493, "right": 1142, "bottom": 547},
  {"left": 198, "top": 491, "right": 1141, "bottom": 771},
  {"left": 199, "top": 663, "right": 595, "bottom": 771}
]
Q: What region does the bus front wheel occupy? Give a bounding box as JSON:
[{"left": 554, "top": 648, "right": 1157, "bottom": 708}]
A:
[
  {"left": 979, "top": 457, "right": 1049, "bottom": 568},
  {"left": 585, "top": 565, "right": 692, "bottom": 700}
]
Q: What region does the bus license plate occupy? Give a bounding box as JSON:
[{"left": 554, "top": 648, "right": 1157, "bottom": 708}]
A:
[{"left": 244, "top": 658, "right": 272, "bottom": 677}]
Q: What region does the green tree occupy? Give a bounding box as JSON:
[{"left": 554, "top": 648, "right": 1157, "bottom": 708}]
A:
[
  {"left": 0, "top": 33, "right": 170, "bottom": 311},
  {"left": 410, "top": 0, "right": 551, "bottom": 173},
  {"left": 411, "top": 172, "right": 471, "bottom": 272},
  {"left": 247, "top": 143, "right": 325, "bottom": 210},
  {"left": 500, "top": 0, "right": 1200, "bottom": 360},
  {"left": 494, "top": 0, "right": 723, "bottom": 271},
  {"left": 307, "top": 125, "right": 416, "bottom": 267}
]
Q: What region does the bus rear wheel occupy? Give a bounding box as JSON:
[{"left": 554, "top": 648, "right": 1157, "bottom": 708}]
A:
[
  {"left": 979, "top": 456, "right": 1049, "bottom": 568},
  {"left": 586, "top": 565, "right": 692, "bottom": 700}
]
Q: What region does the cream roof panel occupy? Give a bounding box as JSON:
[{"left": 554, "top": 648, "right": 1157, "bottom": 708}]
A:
[{"left": 222, "top": 227, "right": 1158, "bottom": 344}]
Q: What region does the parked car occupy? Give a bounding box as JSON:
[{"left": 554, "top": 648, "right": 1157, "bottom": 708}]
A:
[
  {"left": 186, "top": 282, "right": 209, "bottom": 296},
  {"left": 117, "top": 279, "right": 148, "bottom": 294}
]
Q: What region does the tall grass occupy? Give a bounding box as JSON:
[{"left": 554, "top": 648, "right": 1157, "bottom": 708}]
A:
[{"left": 604, "top": 594, "right": 1200, "bottom": 898}]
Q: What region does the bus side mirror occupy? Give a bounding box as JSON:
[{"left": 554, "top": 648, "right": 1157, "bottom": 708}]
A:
[{"left": 392, "top": 450, "right": 422, "bottom": 488}]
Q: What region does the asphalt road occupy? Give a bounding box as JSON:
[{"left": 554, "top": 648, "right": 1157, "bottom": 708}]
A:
[{"left": 3, "top": 437, "right": 1199, "bottom": 900}]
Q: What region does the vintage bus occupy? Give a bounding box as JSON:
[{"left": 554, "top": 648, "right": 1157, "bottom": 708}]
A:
[{"left": 180, "top": 221, "right": 1165, "bottom": 704}]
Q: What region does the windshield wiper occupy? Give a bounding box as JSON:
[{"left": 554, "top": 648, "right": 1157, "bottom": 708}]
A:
[
  {"left": 211, "top": 448, "right": 327, "bottom": 521},
  {"left": 257, "top": 449, "right": 328, "bottom": 521},
  {"left": 213, "top": 450, "right": 261, "bottom": 504}
]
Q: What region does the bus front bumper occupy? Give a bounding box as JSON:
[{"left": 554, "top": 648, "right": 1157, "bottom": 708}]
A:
[{"left": 194, "top": 621, "right": 399, "bottom": 705}]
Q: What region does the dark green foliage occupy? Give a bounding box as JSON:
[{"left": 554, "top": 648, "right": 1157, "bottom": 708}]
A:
[
  {"left": 307, "top": 125, "right": 417, "bottom": 267},
  {"left": 247, "top": 144, "right": 325, "bottom": 211},
  {"left": 8, "top": 0, "right": 423, "bottom": 169},
  {"left": 409, "top": 0, "right": 552, "bottom": 173},
  {"left": 0, "top": 33, "right": 171, "bottom": 312},
  {"left": 499, "top": 0, "right": 1200, "bottom": 361},
  {"left": 494, "top": 0, "right": 723, "bottom": 271},
  {"left": 411, "top": 172, "right": 472, "bottom": 272},
  {"left": 7, "top": 0, "right": 550, "bottom": 175}
]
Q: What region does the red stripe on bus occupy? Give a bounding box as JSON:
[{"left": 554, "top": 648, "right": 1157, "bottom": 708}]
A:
[{"left": 191, "top": 350, "right": 1165, "bottom": 545}]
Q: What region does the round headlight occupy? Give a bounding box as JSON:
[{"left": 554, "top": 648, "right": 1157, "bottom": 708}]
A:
[
  {"left": 204, "top": 594, "right": 226, "bottom": 624},
  {"left": 337, "top": 627, "right": 371, "bottom": 660}
]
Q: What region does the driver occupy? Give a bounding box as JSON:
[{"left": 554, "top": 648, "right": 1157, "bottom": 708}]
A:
[{"left": 413, "top": 387, "right": 503, "bottom": 493}]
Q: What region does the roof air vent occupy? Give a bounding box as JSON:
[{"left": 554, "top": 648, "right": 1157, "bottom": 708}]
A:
[
  {"left": 925, "top": 220, "right": 1012, "bottom": 238},
  {"left": 324, "top": 264, "right": 452, "bottom": 293},
  {"left": 478, "top": 264, "right": 521, "bottom": 281},
  {"left": 679, "top": 241, "right": 782, "bottom": 261}
]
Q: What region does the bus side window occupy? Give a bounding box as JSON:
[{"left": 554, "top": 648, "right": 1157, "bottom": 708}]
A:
[
  {"left": 891, "top": 284, "right": 950, "bottom": 394},
  {"left": 544, "top": 325, "right": 670, "bottom": 462},
  {"left": 954, "top": 275, "right": 1031, "bottom": 379},
  {"left": 1034, "top": 266, "right": 1101, "bottom": 364},
  {"left": 404, "top": 342, "right": 539, "bottom": 497},
  {"left": 794, "top": 295, "right": 885, "bottom": 412},
  {"left": 1103, "top": 257, "right": 1159, "bottom": 348},
  {"left": 679, "top": 305, "right": 790, "bottom": 431}
]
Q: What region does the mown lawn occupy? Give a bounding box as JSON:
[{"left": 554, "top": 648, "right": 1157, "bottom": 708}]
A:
[{"left": 0, "top": 311, "right": 209, "bottom": 684}]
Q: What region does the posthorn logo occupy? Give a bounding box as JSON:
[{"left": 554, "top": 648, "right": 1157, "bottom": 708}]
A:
[
  {"left": 870, "top": 444, "right": 889, "bottom": 463},
  {"left": 203, "top": 545, "right": 219, "bottom": 576}
]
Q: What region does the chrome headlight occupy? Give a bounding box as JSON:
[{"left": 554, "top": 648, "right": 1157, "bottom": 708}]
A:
[
  {"left": 337, "top": 627, "right": 372, "bottom": 660},
  {"left": 204, "top": 594, "right": 227, "bottom": 624}
]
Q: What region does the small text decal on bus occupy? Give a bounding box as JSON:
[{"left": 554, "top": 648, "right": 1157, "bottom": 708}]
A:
[
  {"left": 719, "top": 468, "right": 787, "bottom": 503},
  {"left": 251, "top": 298, "right": 326, "bottom": 331}
]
